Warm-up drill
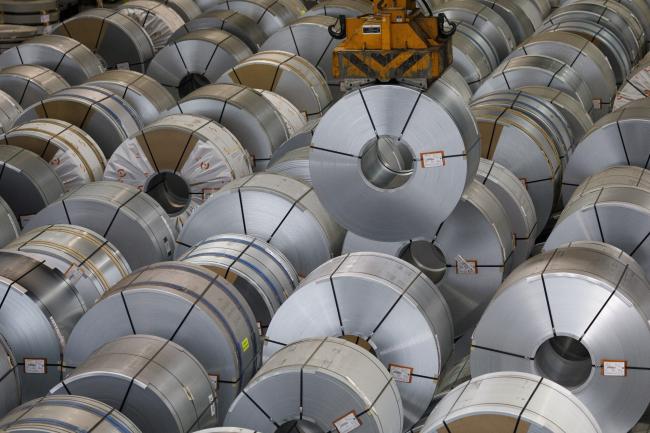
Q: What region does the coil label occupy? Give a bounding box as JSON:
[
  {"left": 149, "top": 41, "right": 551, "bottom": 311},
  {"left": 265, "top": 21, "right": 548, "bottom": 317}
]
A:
[
  {"left": 208, "top": 393, "right": 216, "bottom": 417},
  {"left": 334, "top": 411, "right": 361, "bottom": 433},
  {"left": 420, "top": 151, "right": 445, "bottom": 168},
  {"left": 389, "top": 364, "right": 413, "bottom": 383},
  {"left": 602, "top": 360, "right": 627, "bottom": 377},
  {"left": 456, "top": 255, "right": 478, "bottom": 274},
  {"left": 24, "top": 358, "right": 46, "bottom": 374}
]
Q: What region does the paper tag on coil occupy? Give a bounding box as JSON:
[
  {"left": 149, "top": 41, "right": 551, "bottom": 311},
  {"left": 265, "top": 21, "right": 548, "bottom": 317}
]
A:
[
  {"left": 602, "top": 360, "right": 627, "bottom": 377},
  {"left": 40, "top": 14, "right": 50, "bottom": 23},
  {"left": 334, "top": 411, "right": 361, "bottom": 433},
  {"left": 389, "top": 364, "right": 413, "bottom": 383},
  {"left": 592, "top": 99, "right": 602, "bottom": 110},
  {"left": 208, "top": 374, "right": 219, "bottom": 390},
  {"left": 24, "top": 358, "right": 46, "bottom": 374},
  {"left": 456, "top": 256, "right": 477, "bottom": 274},
  {"left": 420, "top": 151, "right": 445, "bottom": 168},
  {"left": 208, "top": 393, "right": 216, "bottom": 417},
  {"left": 116, "top": 62, "right": 130, "bottom": 70},
  {"left": 519, "top": 178, "right": 528, "bottom": 188},
  {"left": 257, "top": 322, "right": 263, "bottom": 336}
]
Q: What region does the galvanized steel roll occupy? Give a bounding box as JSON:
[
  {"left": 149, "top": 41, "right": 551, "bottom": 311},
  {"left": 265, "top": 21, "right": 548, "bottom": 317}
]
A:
[
  {"left": 179, "top": 233, "right": 298, "bottom": 331},
  {"left": 118, "top": 0, "right": 185, "bottom": 51},
  {"left": 438, "top": 66, "right": 472, "bottom": 104},
  {"left": 422, "top": 372, "right": 602, "bottom": 433},
  {"left": 269, "top": 118, "right": 318, "bottom": 165},
  {"left": 311, "top": 83, "right": 480, "bottom": 242},
  {"left": 4, "top": 224, "right": 131, "bottom": 307},
  {"left": 614, "top": 52, "right": 650, "bottom": 110},
  {"left": 104, "top": 113, "right": 252, "bottom": 231},
  {"left": 209, "top": 0, "right": 303, "bottom": 36},
  {"left": 161, "top": 0, "right": 203, "bottom": 21},
  {"left": 3, "top": 119, "right": 106, "bottom": 192},
  {"left": 451, "top": 24, "right": 496, "bottom": 91},
  {"left": 264, "top": 252, "right": 453, "bottom": 429},
  {"left": 514, "top": 0, "right": 546, "bottom": 27},
  {"left": 0, "top": 196, "right": 18, "bottom": 248},
  {"left": 471, "top": 242, "right": 650, "bottom": 433},
  {"left": 267, "top": 146, "right": 311, "bottom": 184},
  {"left": 476, "top": 0, "right": 535, "bottom": 43},
  {"left": 0, "top": 0, "right": 59, "bottom": 30},
  {"left": 305, "top": 0, "right": 372, "bottom": 16},
  {"left": 24, "top": 181, "right": 175, "bottom": 269},
  {"left": 0, "top": 89, "right": 21, "bottom": 134},
  {"left": 52, "top": 335, "right": 218, "bottom": 433},
  {"left": 168, "top": 83, "right": 291, "bottom": 170},
  {"left": 16, "top": 85, "right": 142, "bottom": 158},
  {"left": 0, "top": 25, "right": 37, "bottom": 54},
  {"left": 226, "top": 337, "right": 403, "bottom": 433},
  {"left": 177, "top": 172, "right": 344, "bottom": 276},
  {"left": 259, "top": 90, "right": 307, "bottom": 138},
  {"left": 0, "top": 65, "right": 68, "bottom": 108},
  {"left": 0, "top": 333, "right": 19, "bottom": 418}
]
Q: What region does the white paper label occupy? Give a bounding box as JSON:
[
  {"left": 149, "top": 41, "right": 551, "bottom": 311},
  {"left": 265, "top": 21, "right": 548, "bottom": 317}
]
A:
[
  {"left": 603, "top": 360, "right": 626, "bottom": 377},
  {"left": 40, "top": 14, "right": 50, "bottom": 23},
  {"left": 257, "top": 321, "right": 263, "bottom": 336},
  {"left": 389, "top": 364, "right": 413, "bottom": 383},
  {"left": 334, "top": 412, "right": 361, "bottom": 433},
  {"left": 24, "top": 358, "right": 46, "bottom": 374},
  {"left": 116, "top": 62, "right": 130, "bottom": 70},
  {"left": 592, "top": 99, "right": 602, "bottom": 110},
  {"left": 208, "top": 394, "right": 216, "bottom": 417},
  {"left": 421, "top": 151, "right": 444, "bottom": 168},
  {"left": 456, "top": 255, "right": 477, "bottom": 274}
]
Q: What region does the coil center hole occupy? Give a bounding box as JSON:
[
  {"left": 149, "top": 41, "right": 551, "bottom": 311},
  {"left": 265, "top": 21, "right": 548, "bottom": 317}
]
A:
[
  {"left": 399, "top": 240, "right": 447, "bottom": 284},
  {"left": 276, "top": 419, "right": 325, "bottom": 433},
  {"left": 145, "top": 171, "right": 191, "bottom": 216},
  {"left": 534, "top": 336, "right": 593, "bottom": 389},
  {"left": 179, "top": 73, "right": 210, "bottom": 98},
  {"left": 360, "top": 135, "right": 414, "bottom": 189}
]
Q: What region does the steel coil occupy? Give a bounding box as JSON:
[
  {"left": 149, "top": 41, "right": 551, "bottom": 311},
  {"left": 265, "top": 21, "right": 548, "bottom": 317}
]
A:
[
  {"left": 0, "top": 89, "right": 21, "bottom": 134},
  {"left": 0, "top": 0, "right": 59, "bottom": 29},
  {"left": 264, "top": 252, "right": 453, "bottom": 429},
  {"left": 267, "top": 146, "right": 311, "bottom": 184},
  {"left": 86, "top": 70, "right": 176, "bottom": 125},
  {"left": 476, "top": 0, "right": 535, "bottom": 43},
  {"left": 177, "top": 172, "right": 344, "bottom": 276},
  {"left": 269, "top": 118, "right": 318, "bottom": 164},
  {"left": 53, "top": 9, "right": 155, "bottom": 73},
  {"left": 0, "top": 333, "right": 19, "bottom": 418},
  {"left": 170, "top": 10, "right": 266, "bottom": 52},
  {"left": 24, "top": 181, "right": 175, "bottom": 269},
  {"left": 0, "top": 251, "right": 87, "bottom": 401},
  {"left": 209, "top": 0, "right": 304, "bottom": 36},
  {"left": 259, "top": 90, "right": 307, "bottom": 137},
  {"left": 561, "top": 107, "right": 650, "bottom": 201},
  {"left": 507, "top": 31, "right": 616, "bottom": 119},
  {"left": 305, "top": 0, "right": 372, "bottom": 16},
  {"left": 52, "top": 335, "right": 218, "bottom": 433},
  {"left": 4, "top": 224, "right": 131, "bottom": 307},
  {"left": 3, "top": 119, "right": 106, "bottom": 192},
  {"left": 0, "top": 25, "right": 37, "bottom": 54},
  {"left": 311, "top": 83, "right": 480, "bottom": 242},
  {"left": 168, "top": 83, "right": 291, "bottom": 170},
  {"left": 438, "top": 66, "right": 472, "bottom": 103},
  {"left": 226, "top": 337, "right": 403, "bottom": 433},
  {"left": 16, "top": 85, "right": 142, "bottom": 158},
  {"left": 472, "top": 241, "right": 650, "bottom": 433},
  {"left": 614, "top": 52, "right": 650, "bottom": 110},
  {"left": 0, "top": 395, "right": 142, "bottom": 433},
  {"left": 513, "top": 0, "right": 545, "bottom": 27},
  {"left": 422, "top": 372, "right": 602, "bottom": 433},
  {"left": 0, "top": 65, "right": 68, "bottom": 108},
  {"left": 0, "top": 196, "right": 18, "bottom": 248},
  {"left": 118, "top": 0, "right": 186, "bottom": 51},
  {"left": 451, "top": 23, "right": 498, "bottom": 91},
  {"left": 160, "top": 0, "right": 203, "bottom": 21},
  {"left": 179, "top": 233, "right": 298, "bottom": 331},
  {"left": 104, "top": 113, "right": 252, "bottom": 231}
]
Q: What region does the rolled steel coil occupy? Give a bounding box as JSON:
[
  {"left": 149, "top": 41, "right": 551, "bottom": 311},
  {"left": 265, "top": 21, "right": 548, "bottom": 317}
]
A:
[
  {"left": 170, "top": 10, "right": 266, "bottom": 52},
  {"left": 305, "top": 0, "right": 372, "bottom": 16},
  {"left": 104, "top": 113, "right": 252, "bottom": 231},
  {"left": 265, "top": 252, "right": 453, "bottom": 429},
  {"left": 0, "top": 25, "right": 37, "bottom": 54},
  {"left": 53, "top": 9, "right": 155, "bottom": 73},
  {"left": 438, "top": 66, "right": 472, "bottom": 104},
  {"left": 529, "top": 0, "right": 552, "bottom": 18},
  {"left": 3, "top": 119, "right": 106, "bottom": 192},
  {"left": 0, "top": 89, "right": 21, "bottom": 134},
  {"left": 422, "top": 372, "right": 602, "bottom": 433},
  {"left": 4, "top": 224, "right": 131, "bottom": 307},
  {"left": 86, "top": 70, "right": 176, "bottom": 125},
  {"left": 63, "top": 261, "right": 259, "bottom": 424},
  {"left": 267, "top": 145, "right": 311, "bottom": 184},
  {"left": 218, "top": 50, "right": 333, "bottom": 119},
  {"left": 179, "top": 233, "right": 298, "bottom": 331},
  {"left": 432, "top": 0, "right": 516, "bottom": 62},
  {"left": 118, "top": 0, "right": 185, "bottom": 51},
  {"left": 226, "top": 337, "right": 403, "bottom": 433},
  {"left": 561, "top": 106, "right": 650, "bottom": 201},
  {"left": 147, "top": 28, "right": 252, "bottom": 99},
  {"left": 0, "top": 35, "right": 104, "bottom": 86},
  {"left": 0, "top": 333, "right": 19, "bottom": 418},
  {"left": 24, "top": 181, "right": 175, "bottom": 269},
  {"left": 614, "top": 52, "right": 650, "bottom": 110},
  {"left": 476, "top": 158, "right": 537, "bottom": 266},
  {"left": 160, "top": 0, "right": 203, "bottom": 21},
  {"left": 341, "top": 180, "right": 513, "bottom": 336},
  {"left": 0, "top": 0, "right": 59, "bottom": 29},
  {"left": 471, "top": 241, "right": 650, "bottom": 433},
  {"left": 451, "top": 23, "right": 498, "bottom": 91},
  {"left": 259, "top": 90, "right": 307, "bottom": 137},
  {"left": 513, "top": 0, "right": 546, "bottom": 27},
  {"left": 471, "top": 103, "right": 562, "bottom": 230},
  {"left": 0, "top": 65, "right": 68, "bottom": 108},
  {"left": 507, "top": 31, "right": 616, "bottom": 119},
  {"left": 0, "top": 196, "right": 18, "bottom": 247},
  {"left": 0, "top": 251, "right": 87, "bottom": 401},
  {"left": 209, "top": 0, "right": 304, "bottom": 36},
  {"left": 52, "top": 335, "right": 218, "bottom": 433},
  {"left": 168, "top": 83, "right": 291, "bottom": 170},
  {"left": 545, "top": 166, "right": 650, "bottom": 274},
  {"left": 474, "top": 55, "right": 594, "bottom": 114},
  {"left": 16, "top": 85, "right": 142, "bottom": 158},
  {"left": 0, "top": 145, "right": 64, "bottom": 228},
  {"left": 269, "top": 118, "right": 318, "bottom": 164},
  {"left": 177, "top": 172, "right": 345, "bottom": 276},
  {"left": 0, "top": 395, "right": 142, "bottom": 433},
  {"left": 475, "top": 0, "right": 535, "bottom": 43},
  {"left": 311, "top": 83, "right": 480, "bottom": 242}
]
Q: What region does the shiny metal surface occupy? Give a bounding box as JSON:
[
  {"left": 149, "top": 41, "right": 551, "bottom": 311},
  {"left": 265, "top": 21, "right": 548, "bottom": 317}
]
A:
[
  {"left": 422, "top": 372, "right": 602, "bottom": 433},
  {"left": 209, "top": 0, "right": 305, "bottom": 36},
  {"left": 163, "top": 0, "right": 203, "bottom": 21},
  {"left": 265, "top": 252, "right": 453, "bottom": 429},
  {"left": 0, "top": 89, "right": 21, "bottom": 134},
  {"left": 438, "top": 66, "right": 472, "bottom": 104},
  {"left": 476, "top": 0, "right": 535, "bottom": 43},
  {"left": 0, "top": 333, "right": 19, "bottom": 418},
  {"left": 514, "top": 0, "right": 545, "bottom": 27},
  {"left": 52, "top": 335, "right": 217, "bottom": 433},
  {"left": 168, "top": 83, "right": 291, "bottom": 170},
  {"left": 0, "top": 395, "right": 142, "bottom": 433},
  {"left": 0, "top": 25, "right": 37, "bottom": 54},
  {"left": 304, "top": 0, "right": 373, "bottom": 16},
  {"left": 104, "top": 113, "right": 252, "bottom": 231},
  {"left": 472, "top": 242, "right": 650, "bottom": 433},
  {"left": 0, "top": 65, "right": 68, "bottom": 108},
  {"left": 269, "top": 118, "right": 318, "bottom": 165},
  {"left": 118, "top": 0, "right": 186, "bottom": 51},
  {"left": 268, "top": 146, "right": 311, "bottom": 184},
  {"left": 4, "top": 119, "right": 106, "bottom": 192},
  {"left": 259, "top": 90, "right": 307, "bottom": 138},
  {"left": 63, "top": 262, "right": 259, "bottom": 424},
  {"left": 226, "top": 337, "right": 403, "bottom": 433},
  {"left": 177, "top": 172, "right": 345, "bottom": 276},
  {"left": 451, "top": 23, "right": 496, "bottom": 91},
  {"left": 4, "top": 224, "right": 131, "bottom": 307},
  {"left": 0, "top": 196, "right": 19, "bottom": 248},
  {"left": 311, "top": 84, "right": 480, "bottom": 242},
  {"left": 16, "top": 85, "right": 142, "bottom": 158},
  {"left": 614, "top": 52, "right": 650, "bottom": 110},
  {"left": 53, "top": 9, "right": 155, "bottom": 73},
  {"left": 0, "top": 35, "right": 104, "bottom": 86},
  {"left": 180, "top": 233, "right": 298, "bottom": 331},
  {"left": 218, "top": 50, "right": 333, "bottom": 119},
  {"left": 24, "top": 181, "right": 175, "bottom": 269},
  {"left": 0, "top": 0, "right": 59, "bottom": 30},
  {"left": 148, "top": 28, "right": 253, "bottom": 99}
]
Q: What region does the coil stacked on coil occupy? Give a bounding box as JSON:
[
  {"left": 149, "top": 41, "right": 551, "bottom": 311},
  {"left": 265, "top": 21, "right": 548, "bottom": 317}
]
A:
[
  {"left": 52, "top": 335, "right": 218, "bottom": 433},
  {"left": 118, "top": 0, "right": 186, "bottom": 51},
  {"left": 614, "top": 52, "right": 650, "bottom": 109},
  {"left": 63, "top": 262, "right": 260, "bottom": 423},
  {"left": 0, "top": 89, "right": 21, "bottom": 134},
  {"left": 226, "top": 337, "right": 403, "bottom": 433},
  {"left": 0, "top": 65, "right": 68, "bottom": 108},
  {"left": 0, "top": 196, "right": 19, "bottom": 247},
  {"left": 0, "top": 0, "right": 59, "bottom": 32},
  {"left": 210, "top": 0, "right": 305, "bottom": 36},
  {"left": 0, "top": 334, "right": 19, "bottom": 418}
]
